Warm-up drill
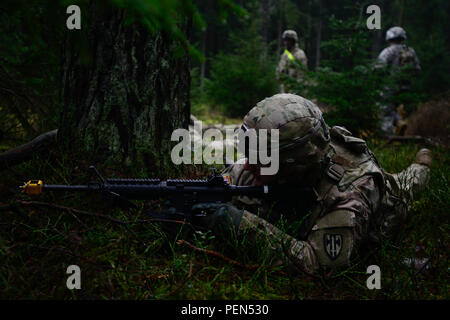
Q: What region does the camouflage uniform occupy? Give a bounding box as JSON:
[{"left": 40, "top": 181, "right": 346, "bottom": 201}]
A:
[
  {"left": 377, "top": 44, "right": 421, "bottom": 72},
  {"left": 376, "top": 27, "right": 421, "bottom": 135},
  {"left": 276, "top": 30, "right": 308, "bottom": 94},
  {"left": 219, "top": 94, "right": 431, "bottom": 274}
]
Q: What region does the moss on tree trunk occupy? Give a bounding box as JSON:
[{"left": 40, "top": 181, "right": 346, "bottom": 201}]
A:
[{"left": 59, "top": 2, "right": 190, "bottom": 173}]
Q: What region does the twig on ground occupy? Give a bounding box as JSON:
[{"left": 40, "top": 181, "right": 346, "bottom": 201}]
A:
[
  {"left": 3, "top": 200, "right": 126, "bottom": 224},
  {"left": 8, "top": 200, "right": 147, "bottom": 246},
  {"left": 176, "top": 239, "right": 259, "bottom": 270},
  {"left": 165, "top": 260, "right": 197, "bottom": 298}
]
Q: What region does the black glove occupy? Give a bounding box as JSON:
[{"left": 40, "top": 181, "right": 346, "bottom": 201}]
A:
[{"left": 191, "top": 203, "right": 243, "bottom": 239}]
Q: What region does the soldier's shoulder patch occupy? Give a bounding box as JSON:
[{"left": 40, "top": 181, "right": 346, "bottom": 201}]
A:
[{"left": 324, "top": 233, "right": 343, "bottom": 260}]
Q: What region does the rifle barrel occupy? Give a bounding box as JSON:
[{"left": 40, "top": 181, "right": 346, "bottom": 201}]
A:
[
  {"left": 23, "top": 179, "right": 310, "bottom": 199},
  {"left": 43, "top": 184, "right": 97, "bottom": 191}
]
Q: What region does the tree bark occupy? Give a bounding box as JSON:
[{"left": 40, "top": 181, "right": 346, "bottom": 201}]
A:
[
  {"left": 371, "top": 0, "right": 385, "bottom": 58},
  {"left": 314, "top": 0, "right": 322, "bottom": 69},
  {"left": 261, "top": 0, "right": 270, "bottom": 46},
  {"left": 59, "top": 2, "right": 191, "bottom": 173},
  {"left": 276, "top": 0, "right": 284, "bottom": 55},
  {"left": 200, "top": 30, "right": 206, "bottom": 93},
  {"left": 314, "top": 20, "right": 322, "bottom": 69}
]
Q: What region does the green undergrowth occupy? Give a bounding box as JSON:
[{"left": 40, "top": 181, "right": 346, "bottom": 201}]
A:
[
  {"left": 0, "top": 141, "right": 448, "bottom": 299},
  {"left": 191, "top": 103, "right": 243, "bottom": 125}
]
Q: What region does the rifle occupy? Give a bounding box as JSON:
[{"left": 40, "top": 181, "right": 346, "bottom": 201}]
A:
[{"left": 20, "top": 166, "right": 311, "bottom": 219}]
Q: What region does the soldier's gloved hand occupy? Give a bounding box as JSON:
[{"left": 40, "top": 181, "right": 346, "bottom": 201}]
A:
[{"left": 191, "top": 203, "right": 243, "bottom": 238}]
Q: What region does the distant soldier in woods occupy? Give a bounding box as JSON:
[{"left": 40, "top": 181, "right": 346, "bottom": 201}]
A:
[
  {"left": 376, "top": 26, "right": 421, "bottom": 136},
  {"left": 276, "top": 30, "right": 308, "bottom": 94}
]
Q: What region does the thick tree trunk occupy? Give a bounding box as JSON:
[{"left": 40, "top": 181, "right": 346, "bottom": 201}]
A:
[{"left": 59, "top": 2, "right": 191, "bottom": 172}]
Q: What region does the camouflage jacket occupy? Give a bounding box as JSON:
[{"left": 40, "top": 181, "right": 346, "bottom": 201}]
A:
[
  {"left": 376, "top": 44, "right": 421, "bottom": 71},
  {"left": 276, "top": 45, "right": 308, "bottom": 81},
  {"left": 223, "top": 126, "right": 387, "bottom": 269},
  {"left": 376, "top": 44, "right": 421, "bottom": 93}
]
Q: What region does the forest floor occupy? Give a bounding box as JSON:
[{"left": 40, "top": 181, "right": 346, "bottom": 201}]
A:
[{"left": 0, "top": 110, "right": 448, "bottom": 300}]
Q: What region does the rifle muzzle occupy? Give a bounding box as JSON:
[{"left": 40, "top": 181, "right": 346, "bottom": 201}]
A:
[{"left": 21, "top": 180, "right": 43, "bottom": 195}]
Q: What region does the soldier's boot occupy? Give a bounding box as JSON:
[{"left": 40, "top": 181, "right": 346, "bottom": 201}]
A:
[
  {"left": 415, "top": 148, "right": 433, "bottom": 167},
  {"left": 391, "top": 148, "right": 432, "bottom": 207},
  {"left": 238, "top": 211, "right": 319, "bottom": 274},
  {"left": 382, "top": 148, "right": 432, "bottom": 237}
]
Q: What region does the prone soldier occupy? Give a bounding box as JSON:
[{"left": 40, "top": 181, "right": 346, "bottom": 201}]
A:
[{"left": 192, "top": 94, "right": 432, "bottom": 274}]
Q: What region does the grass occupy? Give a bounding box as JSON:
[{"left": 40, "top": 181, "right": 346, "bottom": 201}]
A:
[
  {"left": 191, "top": 103, "right": 242, "bottom": 125},
  {"left": 0, "top": 129, "right": 448, "bottom": 300}
]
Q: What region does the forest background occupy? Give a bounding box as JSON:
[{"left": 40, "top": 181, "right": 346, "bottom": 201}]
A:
[{"left": 0, "top": 0, "right": 448, "bottom": 299}]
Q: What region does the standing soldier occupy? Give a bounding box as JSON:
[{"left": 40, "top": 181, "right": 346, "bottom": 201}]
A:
[
  {"left": 376, "top": 26, "right": 421, "bottom": 136},
  {"left": 276, "top": 30, "right": 308, "bottom": 94}
]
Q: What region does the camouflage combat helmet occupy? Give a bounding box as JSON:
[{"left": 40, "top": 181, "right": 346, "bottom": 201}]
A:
[
  {"left": 241, "top": 94, "right": 330, "bottom": 181},
  {"left": 282, "top": 30, "right": 298, "bottom": 42},
  {"left": 386, "top": 26, "right": 407, "bottom": 41}
]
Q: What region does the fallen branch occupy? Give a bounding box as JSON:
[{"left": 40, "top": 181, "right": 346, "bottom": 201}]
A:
[
  {"left": 0, "top": 129, "right": 58, "bottom": 171},
  {"left": 383, "top": 135, "right": 442, "bottom": 148},
  {"left": 176, "top": 239, "right": 259, "bottom": 270}
]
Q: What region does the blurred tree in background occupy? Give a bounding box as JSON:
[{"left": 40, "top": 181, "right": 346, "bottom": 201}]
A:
[
  {"left": 58, "top": 0, "right": 194, "bottom": 171},
  {"left": 0, "top": 0, "right": 62, "bottom": 145},
  {"left": 190, "top": 0, "right": 449, "bottom": 135},
  {"left": 283, "top": 14, "right": 387, "bottom": 134},
  {"left": 0, "top": 0, "right": 242, "bottom": 172},
  {"left": 1, "top": 0, "right": 449, "bottom": 156},
  {"left": 204, "top": 25, "right": 278, "bottom": 117}
]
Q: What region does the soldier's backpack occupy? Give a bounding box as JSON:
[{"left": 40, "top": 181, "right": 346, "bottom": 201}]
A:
[
  {"left": 395, "top": 45, "right": 418, "bottom": 89},
  {"left": 397, "top": 45, "right": 416, "bottom": 70}
]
